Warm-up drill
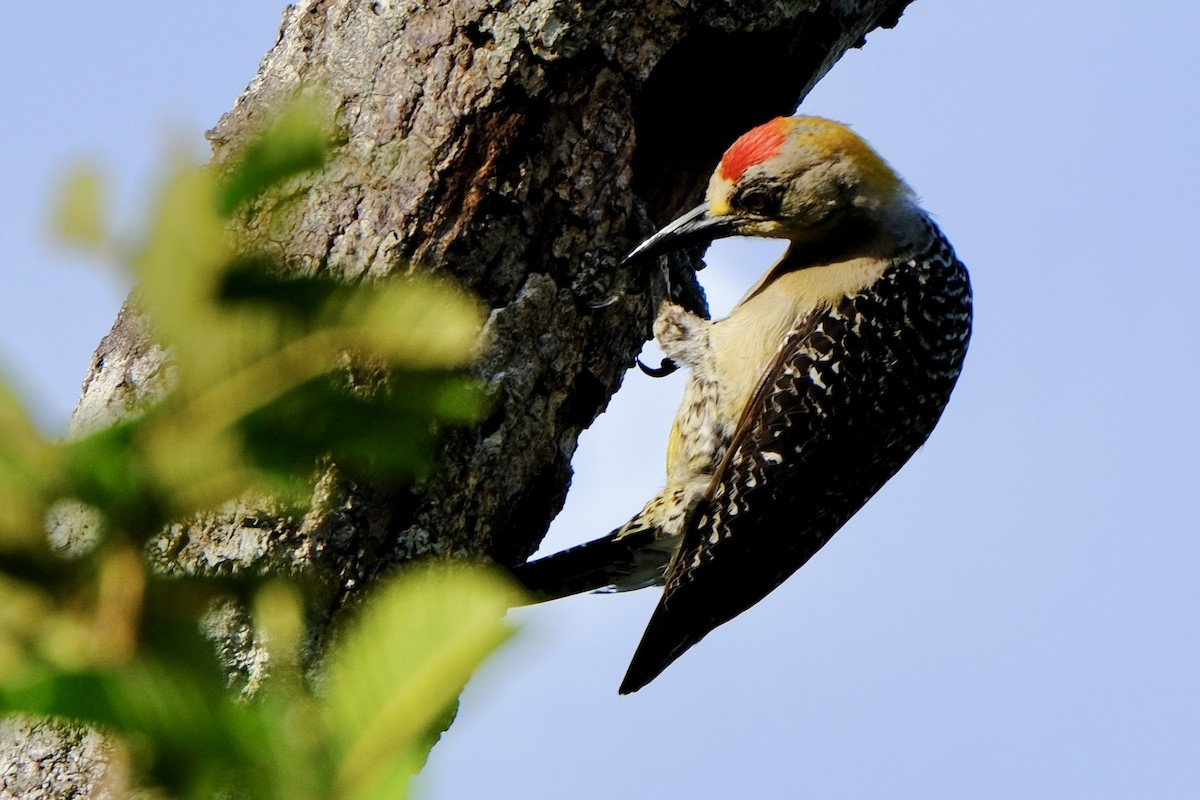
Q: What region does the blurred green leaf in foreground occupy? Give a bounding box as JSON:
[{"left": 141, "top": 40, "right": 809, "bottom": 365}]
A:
[{"left": 0, "top": 91, "right": 518, "bottom": 799}]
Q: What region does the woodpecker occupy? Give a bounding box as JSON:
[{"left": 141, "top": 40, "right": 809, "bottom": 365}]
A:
[{"left": 514, "top": 115, "right": 972, "bottom": 694}]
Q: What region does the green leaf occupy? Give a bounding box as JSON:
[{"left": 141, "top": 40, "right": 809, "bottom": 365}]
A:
[
  {"left": 0, "top": 661, "right": 243, "bottom": 795},
  {"left": 60, "top": 418, "right": 171, "bottom": 538},
  {"left": 52, "top": 166, "right": 107, "bottom": 249},
  {"left": 324, "top": 564, "right": 524, "bottom": 800},
  {"left": 0, "top": 382, "right": 58, "bottom": 546},
  {"left": 217, "top": 257, "right": 359, "bottom": 328},
  {"left": 132, "top": 162, "right": 233, "bottom": 384},
  {"left": 238, "top": 371, "right": 487, "bottom": 483},
  {"left": 336, "top": 277, "right": 485, "bottom": 369},
  {"left": 216, "top": 93, "right": 332, "bottom": 215},
  {"left": 0, "top": 646, "right": 332, "bottom": 800}
]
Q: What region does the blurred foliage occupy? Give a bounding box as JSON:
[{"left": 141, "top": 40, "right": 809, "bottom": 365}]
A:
[{"left": 0, "top": 93, "right": 521, "bottom": 798}]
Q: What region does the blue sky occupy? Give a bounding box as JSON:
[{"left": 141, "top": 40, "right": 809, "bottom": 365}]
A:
[{"left": 3, "top": 2, "right": 1198, "bottom": 798}]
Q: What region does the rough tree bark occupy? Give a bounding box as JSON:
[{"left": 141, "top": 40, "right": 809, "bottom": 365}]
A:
[{"left": 2, "top": 1, "right": 914, "bottom": 796}]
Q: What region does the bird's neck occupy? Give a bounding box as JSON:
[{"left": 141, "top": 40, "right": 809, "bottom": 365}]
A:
[{"left": 735, "top": 202, "right": 924, "bottom": 310}]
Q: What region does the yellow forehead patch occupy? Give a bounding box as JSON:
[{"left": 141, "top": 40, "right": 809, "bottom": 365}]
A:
[{"left": 706, "top": 174, "right": 733, "bottom": 217}]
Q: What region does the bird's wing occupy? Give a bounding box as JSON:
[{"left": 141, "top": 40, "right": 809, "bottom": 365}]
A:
[{"left": 618, "top": 299, "right": 895, "bottom": 694}]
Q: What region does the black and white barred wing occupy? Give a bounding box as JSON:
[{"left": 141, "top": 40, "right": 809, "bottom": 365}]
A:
[{"left": 618, "top": 315, "right": 851, "bottom": 692}]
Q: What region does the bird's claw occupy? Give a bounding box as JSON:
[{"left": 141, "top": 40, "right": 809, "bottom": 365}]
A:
[{"left": 637, "top": 357, "right": 679, "bottom": 378}]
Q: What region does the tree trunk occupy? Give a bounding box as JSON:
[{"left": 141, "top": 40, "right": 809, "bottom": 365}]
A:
[{"left": 4, "top": 1, "right": 913, "bottom": 796}]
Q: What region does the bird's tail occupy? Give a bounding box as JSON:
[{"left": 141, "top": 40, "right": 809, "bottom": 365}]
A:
[{"left": 510, "top": 527, "right": 671, "bottom": 604}]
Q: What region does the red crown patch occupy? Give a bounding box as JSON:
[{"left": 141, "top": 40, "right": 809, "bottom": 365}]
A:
[{"left": 718, "top": 117, "right": 790, "bottom": 183}]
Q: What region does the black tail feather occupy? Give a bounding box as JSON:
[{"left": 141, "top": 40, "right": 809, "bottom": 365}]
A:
[{"left": 511, "top": 528, "right": 660, "bottom": 604}]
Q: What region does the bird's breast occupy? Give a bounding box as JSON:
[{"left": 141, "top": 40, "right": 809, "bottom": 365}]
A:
[{"left": 710, "top": 254, "right": 890, "bottom": 421}]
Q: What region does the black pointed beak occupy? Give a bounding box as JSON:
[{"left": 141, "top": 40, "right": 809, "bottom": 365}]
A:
[{"left": 621, "top": 203, "right": 739, "bottom": 265}]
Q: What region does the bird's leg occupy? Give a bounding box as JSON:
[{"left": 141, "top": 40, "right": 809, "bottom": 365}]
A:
[
  {"left": 638, "top": 301, "right": 712, "bottom": 378},
  {"left": 654, "top": 302, "right": 713, "bottom": 374},
  {"left": 652, "top": 302, "right": 729, "bottom": 485}
]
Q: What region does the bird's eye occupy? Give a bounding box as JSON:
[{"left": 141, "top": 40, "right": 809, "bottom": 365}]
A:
[{"left": 736, "top": 186, "right": 780, "bottom": 216}]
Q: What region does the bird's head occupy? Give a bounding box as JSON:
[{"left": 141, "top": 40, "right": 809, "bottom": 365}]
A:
[{"left": 625, "top": 116, "right": 912, "bottom": 263}]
